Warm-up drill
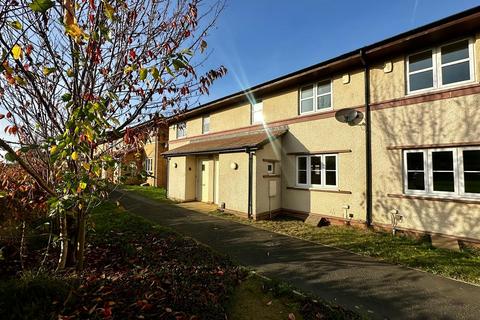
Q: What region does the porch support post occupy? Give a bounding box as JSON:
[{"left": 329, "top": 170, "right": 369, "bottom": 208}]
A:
[{"left": 247, "top": 148, "right": 254, "bottom": 219}]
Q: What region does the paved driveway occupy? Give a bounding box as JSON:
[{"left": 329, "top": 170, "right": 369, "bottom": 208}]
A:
[{"left": 113, "top": 191, "right": 480, "bottom": 320}]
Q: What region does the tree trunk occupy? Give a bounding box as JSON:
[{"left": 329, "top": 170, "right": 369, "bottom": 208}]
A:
[
  {"left": 76, "top": 211, "right": 86, "bottom": 272},
  {"left": 66, "top": 214, "right": 77, "bottom": 267},
  {"left": 57, "top": 215, "right": 68, "bottom": 271}
]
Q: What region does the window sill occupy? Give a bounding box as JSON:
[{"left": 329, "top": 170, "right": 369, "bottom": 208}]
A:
[
  {"left": 287, "top": 186, "right": 351, "bottom": 194},
  {"left": 299, "top": 107, "right": 333, "bottom": 116},
  {"left": 406, "top": 80, "right": 476, "bottom": 97},
  {"left": 388, "top": 193, "right": 480, "bottom": 204}
]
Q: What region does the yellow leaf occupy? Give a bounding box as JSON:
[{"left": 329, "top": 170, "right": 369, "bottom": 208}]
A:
[
  {"left": 150, "top": 67, "right": 159, "bottom": 79},
  {"left": 12, "top": 44, "right": 22, "bottom": 60},
  {"left": 66, "top": 68, "right": 74, "bottom": 77},
  {"left": 82, "top": 162, "right": 90, "bottom": 171},
  {"left": 104, "top": 2, "right": 115, "bottom": 20},
  {"left": 79, "top": 181, "right": 87, "bottom": 190},
  {"left": 71, "top": 151, "right": 79, "bottom": 161},
  {"left": 43, "top": 67, "right": 56, "bottom": 76},
  {"left": 50, "top": 145, "right": 58, "bottom": 154},
  {"left": 65, "top": 23, "right": 84, "bottom": 39}
]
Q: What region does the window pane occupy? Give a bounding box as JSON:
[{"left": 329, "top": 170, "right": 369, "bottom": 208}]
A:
[
  {"left": 433, "top": 172, "right": 455, "bottom": 192},
  {"left": 300, "top": 98, "right": 314, "bottom": 113},
  {"left": 326, "top": 171, "right": 336, "bottom": 186},
  {"left": 409, "top": 51, "right": 433, "bottom": 72},
  {"left": 317, "top": 95, "right": 331, "bottom": 110},
  {"left": 300, "top": 85, "right": 313, "bottom": 99},
  {"left": 253, "top": 111, "right": 263, "bottom": 123},
  {"left": 442, "top": 61, "right": 470, "bottom": 85},
  {"left": 407, "top": 152, "right": 424, "bottom": 170},
  {"left": 407, "top": 172, "right": 425, "bottom": 190},
  {"left": 432, "top": 151, "right": 453, "bottom": 170},
  {"left": 325, "top": 156, "right": 336, "bottom": 170},
  {"left": 253, "top": 102, "right": 263, "bottom": 112},
  {"left": 311, "top": 156, "right": 321, "bottom": 171},
  {"left": 465, "top": 173, "right": 480, "bottom": 193},
  {"left": 298, "top": 171, "right": 307, "bottom": 184},
  {"left": 463, "top": 150, "right": 480, "bottom": 171},
  {"left": 317, "top": 81, "right": 331, "bottom": 95},
  {"left": 298, "top": 157, "right": 307, "bottom": 170},
  {"left": 409, "top": 70, "right": 434, "bottom": 91},
  {"left": 441, "top": 40, "right": 469, "bottom": 64},
  {"left": 311, "top": 170, "right": 321, "bottom": 185}
]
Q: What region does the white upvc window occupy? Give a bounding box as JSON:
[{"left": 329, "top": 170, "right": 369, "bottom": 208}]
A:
[
  {"left": 251, "top": 101, "right": 263, "bottom": 124},
  {"left": 407, "top": 38, "right": 474, "bottom": 94},
  {"left": 202, "top": 115, "right": 210, "bottom": 134},
  {"left": 296, "top": 154, "right": 337, "bottom": 188},
  {"left": 176, "top": 121, "right": 186, "bottom": 139},
  {"left": 403, "top": 147, "right": 480, "bottom": 198},
  {"left": 299, "top": 80, "right": 332, "bottom": 115},
  {"left": 144, "top": 158, "right": 153, "bottom": 175}
]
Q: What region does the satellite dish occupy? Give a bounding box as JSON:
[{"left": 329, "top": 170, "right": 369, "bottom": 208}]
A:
[{"left": 335, "top": 108, "right": 363, "bottom": 125}]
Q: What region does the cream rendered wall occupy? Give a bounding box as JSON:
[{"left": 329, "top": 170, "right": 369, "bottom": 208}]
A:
[
  {"left": 218, "top": 152, "right": 250, "bottom": 214},
  {"left": 371, "top": 95, "right": 480, "bottom": 239},
  {"left": 332, "top": 69, "right": 365, "bottom": 108},
  {"left": 255, "top": 139, "right": 282, "bottom": 217},
  {"left": 168, "top": 69, "right": 366, "bottom": 142},
  {"left": 211, "top": 103, "right": 251, "bottom": 133},
  {"left": 262, "top": 89, "right": 298, "bottom": 123},
  {"left": 370, "top": 33, "right": 480, "bottom": 104},
  {"left": 281, "top": 117, "right": 366, "bottom": 221}
]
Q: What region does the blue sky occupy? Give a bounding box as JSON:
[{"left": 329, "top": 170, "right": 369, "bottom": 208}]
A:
[
  {"left": 198, "top": 0, "right": 479, "bottom": 103},
  {"left": 1, "top": 1, "right": 478, "bottom": 150}
]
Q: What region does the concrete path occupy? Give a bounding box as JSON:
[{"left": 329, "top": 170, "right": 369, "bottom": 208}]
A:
[{"left": 113, "top": 191, "right": 480, "bottom": 320}]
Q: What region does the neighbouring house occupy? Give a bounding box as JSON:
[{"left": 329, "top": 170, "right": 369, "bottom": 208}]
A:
[
  {"left": 106, "top": 125, "right": 169, "bottom": 187},
  {"left": 163, "top": 7, "right": 480, "bottom": 244}
]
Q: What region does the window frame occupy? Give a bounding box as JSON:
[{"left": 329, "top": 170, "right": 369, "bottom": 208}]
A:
[
  {"left": 299, "top": 80, "right": 333, "bottom": 115},
  {"left": 403, "top": 150, "right": 428, "bottom": 194},
  {"left": 251, "top": 101, "right": 263, "bottom": 124},
  {"left": 202, "top": 115, "right": 210, "bottom": 134},
  {"left": 176, "top": 121, "right": 187, "bottom": 139},
  {"left": 144, "top": 158, "right": 153, "bottom": 175},
  {"left": 406, "top": 38, "right": 475, "bottom": 95},
  {"left": 458, "top": 147, "right": 480, "bottom": 198},
  {"left": 403, "top": 147, "right": 480, "bottom": 198},
  {"left": 295, "top": 154, "right": 338, "bottom": 189}
]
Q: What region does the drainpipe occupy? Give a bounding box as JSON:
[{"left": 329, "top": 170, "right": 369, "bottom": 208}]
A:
[
  {"left": 247, "top": 148, "right": 254, "bottom": 219},
  {"left": 360, "top": 49, "right": 373, "bottom": 227}
]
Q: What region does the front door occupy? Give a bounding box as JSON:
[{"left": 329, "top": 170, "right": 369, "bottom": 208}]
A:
[{"left": 198, "top": 160, "right": 210, "bottom": 202}]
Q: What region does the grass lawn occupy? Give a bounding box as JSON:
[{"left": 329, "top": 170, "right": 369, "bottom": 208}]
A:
[
  {"left": 123, "top": 186, "right": 480, "bottom": 285},
  {"left": 0, "top": 201, "right": 360, "bottom": 320},
  {"left": 121, "top": 185, "right": 173, "bottom": 203}
]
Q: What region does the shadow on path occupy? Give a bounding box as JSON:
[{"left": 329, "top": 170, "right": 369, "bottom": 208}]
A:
[{"left": 113, "top": 191, "right": 480, "bottom": 320}]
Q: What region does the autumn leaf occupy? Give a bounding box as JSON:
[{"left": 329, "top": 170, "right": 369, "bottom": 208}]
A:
[
  {"left": 200, "top": 40, "right": 207, "bottom": 53},
  {"left": 9, "top": 21, "right": 22, "bottom": 30},
  {"left": 82, "top": 162, "right": 91, "bottom": 171},
  {"left": 29, "top": 0, "right": 55, "bottom": 13},
  {"left": 139, "top": 68, "right": 147, "bottom": 81},
  {"left": 71, "top": 151, "right": 79, "bottom": 161},
  {"left": 79, "top": 181, "right": 87, "bottom": 190},
  {"left": 43, "top": 67, "right": 56, "bottom": 76},
  {"left": 66, "top": 68, "right": 74, "bottom": 77},
  {"left": 50, "top": 145, "right": 58, "bottom": 154},
  {"left": 12, "top": 44, "right": 22, "bottom": 60},
  {"left": 65, "top": 23, "right": 86, "bottom": 40},
  {"left": 150, "top": 67, "right": 159, "bottom": 79},
  {"left": 103, "top": 2, "right": 115, "bottom": 20}
]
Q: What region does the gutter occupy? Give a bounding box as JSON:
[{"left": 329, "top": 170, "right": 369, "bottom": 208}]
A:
[
  {"left": 247, "top": 148, "right": 254, "bottom": 219},
  {"left": 360, "top": 49, "right": 373, "bottom": 227},
  {"left": 163, "top": 146, "right": 260, "bottom": 158}
]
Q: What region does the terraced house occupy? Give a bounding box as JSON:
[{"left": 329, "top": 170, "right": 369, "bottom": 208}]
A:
[{"left": 163, "top": 7, "right": 480, "bottom": 244}]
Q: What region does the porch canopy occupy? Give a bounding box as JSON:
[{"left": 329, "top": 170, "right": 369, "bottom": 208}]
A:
[{"left": 163, "top": 126, "right": 288, "bottom": 157}]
